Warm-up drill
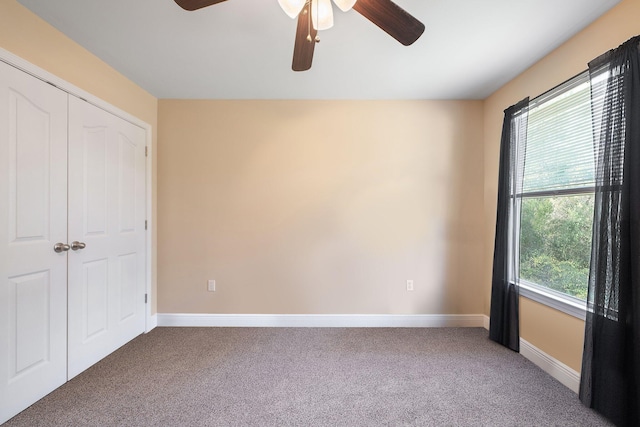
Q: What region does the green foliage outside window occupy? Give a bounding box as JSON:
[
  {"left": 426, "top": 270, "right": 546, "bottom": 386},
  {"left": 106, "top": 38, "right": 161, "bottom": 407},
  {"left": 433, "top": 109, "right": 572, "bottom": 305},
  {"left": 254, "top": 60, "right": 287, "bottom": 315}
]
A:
[{"left": 519, "top": 195, "right": 594, "bottom": 300}]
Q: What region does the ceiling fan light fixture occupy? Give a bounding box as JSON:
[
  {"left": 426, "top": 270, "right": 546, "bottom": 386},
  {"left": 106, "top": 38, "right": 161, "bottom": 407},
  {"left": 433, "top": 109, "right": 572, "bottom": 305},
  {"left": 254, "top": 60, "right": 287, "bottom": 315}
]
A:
[
  {"left": 278, "top": 0, "right": 306, "bottom": 19},
  {"left": 332, "top": 0, "right": 357, "bottom": 12},
  {"left": 311, "top": 0, "right": 334, "bottom": 30}
]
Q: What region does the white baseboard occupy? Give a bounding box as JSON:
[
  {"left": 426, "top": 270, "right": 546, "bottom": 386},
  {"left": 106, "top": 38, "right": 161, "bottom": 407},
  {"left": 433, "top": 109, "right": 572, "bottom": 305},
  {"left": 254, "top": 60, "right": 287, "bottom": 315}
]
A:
[
  {"left": 520, "top": 338, "right": 581, "bottom": 393},
  {"left": 157, "top": 313, "right": 486, "bottom": 328},
  {"left": 482, "top": 314, "right": 490, "bottom": 330},
  {"left": 145, "top": 314, "right": 158, "bottom": 333}
]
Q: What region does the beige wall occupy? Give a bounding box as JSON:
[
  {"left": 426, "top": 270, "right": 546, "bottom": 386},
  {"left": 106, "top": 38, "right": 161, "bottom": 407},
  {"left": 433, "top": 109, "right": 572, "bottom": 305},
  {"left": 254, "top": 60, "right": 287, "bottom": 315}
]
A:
[
  {"left": 483, "top": 0, "right": 640, "bottom": 371},
  {"left": 0, "top": 0, "right": 159, "bottom": 314},
  {"left": 158, "top": 100, "right": 484, "bottom": 314}
]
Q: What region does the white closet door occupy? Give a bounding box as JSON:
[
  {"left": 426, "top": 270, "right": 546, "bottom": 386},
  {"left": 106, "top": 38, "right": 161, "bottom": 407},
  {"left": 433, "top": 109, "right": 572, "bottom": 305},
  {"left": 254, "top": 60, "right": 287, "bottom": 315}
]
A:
[
  {"left": 67, "top": 96, "right": 146, "bottom": 379},
  {"left": 0, "top": 61, "right": 68, "bottom": 424}
]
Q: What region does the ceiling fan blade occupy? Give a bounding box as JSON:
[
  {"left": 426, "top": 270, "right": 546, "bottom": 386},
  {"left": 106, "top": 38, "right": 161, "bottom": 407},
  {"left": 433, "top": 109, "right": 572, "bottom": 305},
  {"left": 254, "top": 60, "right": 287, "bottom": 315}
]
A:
[
  {"left": 292, "top": 3, "right": 318, "bottom": 72},
  {"left": 174, "top": 0, "right": 228, "bottom": 11},
  {"left": 353, "top": 0, "right": 425, "bottom": 46}
]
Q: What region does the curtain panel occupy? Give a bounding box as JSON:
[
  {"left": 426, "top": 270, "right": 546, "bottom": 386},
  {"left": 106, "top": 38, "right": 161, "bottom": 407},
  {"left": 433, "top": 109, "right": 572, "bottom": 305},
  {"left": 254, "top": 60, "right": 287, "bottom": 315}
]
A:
[
  {"left": 579, "top": 35, "right": 640, "bottom": 427},
  {"left": 489, "top": 98, "right": 529, "bottom": 352}
]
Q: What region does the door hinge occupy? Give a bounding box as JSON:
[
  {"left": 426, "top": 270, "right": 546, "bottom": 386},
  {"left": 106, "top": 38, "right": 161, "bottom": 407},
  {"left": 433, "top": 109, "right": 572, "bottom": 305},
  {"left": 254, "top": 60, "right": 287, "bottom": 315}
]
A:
[
  {"left": 145, "top": 146, "right": 148, "bottom": 157},
  {"left": 145, "top": 220, "right": 148, "bottom": 230},
  {"left": 145, "top": 293, "right": 148, "bottom": 304}
]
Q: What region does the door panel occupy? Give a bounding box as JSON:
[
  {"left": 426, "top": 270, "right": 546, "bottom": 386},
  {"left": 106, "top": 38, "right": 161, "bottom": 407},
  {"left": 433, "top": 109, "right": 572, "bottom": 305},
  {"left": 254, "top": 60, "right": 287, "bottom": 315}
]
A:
[
  {"left": 118, "top": 253, "right": 138, "bottom": 321},
  {"left": 10, "top": 90, "right": 52, "bottom": 241},
  {"left": 119, "top": 135, "right": 137, "bottom": 232},
  {"left": 10, "top": 271, "right": 51, "bottom": 375},
  {"left": 83, "top": 259, "right": 109, "bottom": 340},
  {"left": 84, "top": 127, "right": 108, "bottom": 235},
  {"left": 67, "top": 97, "right": 146, "bottom": 379},
  {"left": 0, "top": 61, "right": 68, "bottom": 425}
]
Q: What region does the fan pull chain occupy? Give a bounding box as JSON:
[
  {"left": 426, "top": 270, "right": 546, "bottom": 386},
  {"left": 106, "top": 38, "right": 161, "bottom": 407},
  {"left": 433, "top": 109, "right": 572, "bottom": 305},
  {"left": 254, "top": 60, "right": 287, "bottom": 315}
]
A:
[
  {"left": 306, "top": 0, "right": 312, "bottom": 42},
  {"left": 314, "top": 0, "right": 320, "bottom": 42},
  {"left": 305, "top": 0, "right": 320, "bottom": 43}
]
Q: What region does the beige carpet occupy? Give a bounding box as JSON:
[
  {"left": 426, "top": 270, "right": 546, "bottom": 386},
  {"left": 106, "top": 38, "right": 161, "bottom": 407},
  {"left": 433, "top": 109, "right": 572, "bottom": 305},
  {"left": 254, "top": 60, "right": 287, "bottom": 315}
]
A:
[{"left": 5, "top": 327, "right": 610, "bottom": 426}]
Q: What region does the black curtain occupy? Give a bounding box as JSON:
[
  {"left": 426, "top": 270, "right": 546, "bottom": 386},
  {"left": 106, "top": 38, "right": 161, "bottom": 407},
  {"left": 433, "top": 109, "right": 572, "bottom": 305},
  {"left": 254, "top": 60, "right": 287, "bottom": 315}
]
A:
[
  {"left": 580, "top": 35, "right": 640, "bottom": 427},
  {"left": 489, "top": 98, "right": 529, "bottom": 352}
]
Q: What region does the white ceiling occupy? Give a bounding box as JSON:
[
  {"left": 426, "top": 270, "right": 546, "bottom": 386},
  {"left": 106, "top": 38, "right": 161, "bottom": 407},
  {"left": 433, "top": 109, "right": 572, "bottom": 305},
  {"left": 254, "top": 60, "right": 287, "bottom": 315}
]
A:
[{"left": 17, "top": 0, "right": 619, "bottom": 99}]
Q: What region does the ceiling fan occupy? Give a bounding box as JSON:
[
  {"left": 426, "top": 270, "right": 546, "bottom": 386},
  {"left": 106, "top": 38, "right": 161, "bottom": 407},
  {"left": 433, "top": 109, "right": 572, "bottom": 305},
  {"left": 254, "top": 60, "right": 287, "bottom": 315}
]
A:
[{"left": 174, "top": 0, "right": 425, "bottom": 71}]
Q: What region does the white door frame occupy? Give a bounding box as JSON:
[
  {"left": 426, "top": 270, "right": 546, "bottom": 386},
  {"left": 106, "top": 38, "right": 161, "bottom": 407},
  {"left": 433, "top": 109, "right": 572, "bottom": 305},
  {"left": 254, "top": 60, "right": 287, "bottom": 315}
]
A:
[{"left": 0, "top": 47, "right": 155, "bottom": 333}]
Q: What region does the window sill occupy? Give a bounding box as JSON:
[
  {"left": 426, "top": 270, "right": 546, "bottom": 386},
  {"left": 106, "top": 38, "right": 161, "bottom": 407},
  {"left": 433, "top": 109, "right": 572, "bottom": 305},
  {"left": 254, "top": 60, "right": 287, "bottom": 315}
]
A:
[{"left": 519, "top": 281, "right": 587, "bottom": 321}]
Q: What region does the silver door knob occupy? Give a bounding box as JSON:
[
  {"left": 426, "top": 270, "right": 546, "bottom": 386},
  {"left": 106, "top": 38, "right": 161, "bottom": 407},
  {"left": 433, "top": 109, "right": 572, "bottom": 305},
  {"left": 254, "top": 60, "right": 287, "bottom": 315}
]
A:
[
  {"left": 54, "top": 243, "right": 70, "bottom": 253},
  {"left": 70, "top": 241, "right": 86, "bottom": 251}
]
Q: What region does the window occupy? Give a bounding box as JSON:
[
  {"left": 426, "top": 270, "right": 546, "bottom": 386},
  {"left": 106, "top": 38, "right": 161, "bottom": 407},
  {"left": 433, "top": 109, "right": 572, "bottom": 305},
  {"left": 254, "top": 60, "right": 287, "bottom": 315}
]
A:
[{"left": 514, "top": 71, "right": 595, "bottom": 313}]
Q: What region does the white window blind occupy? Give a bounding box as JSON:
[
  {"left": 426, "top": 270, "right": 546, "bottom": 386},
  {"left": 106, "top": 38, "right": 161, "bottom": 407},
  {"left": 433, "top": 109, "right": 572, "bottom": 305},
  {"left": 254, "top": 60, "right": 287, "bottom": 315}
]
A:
[
  {"left": 590, "top": 62, "right": 626, "bottom": 188},
  {"left": 520, "top": 71, "right": 595, "bottom": 194}
]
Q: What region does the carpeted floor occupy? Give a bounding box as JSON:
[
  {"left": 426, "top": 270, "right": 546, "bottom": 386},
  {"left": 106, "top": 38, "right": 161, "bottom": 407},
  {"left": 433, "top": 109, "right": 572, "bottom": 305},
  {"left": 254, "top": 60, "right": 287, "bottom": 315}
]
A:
[{"left": 5, "top": 327, "right": 610, "bottom": 426}]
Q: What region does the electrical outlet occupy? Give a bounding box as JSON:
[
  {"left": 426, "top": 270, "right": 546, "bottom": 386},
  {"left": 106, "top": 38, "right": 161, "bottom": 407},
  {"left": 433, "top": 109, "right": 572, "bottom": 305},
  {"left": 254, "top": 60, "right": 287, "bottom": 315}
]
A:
[
  {"left": 406, "top": 280, "right": 414, "bottom": 291},
  {"left": 207, "top": 279, "right": 216, "bottom": 292}
]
